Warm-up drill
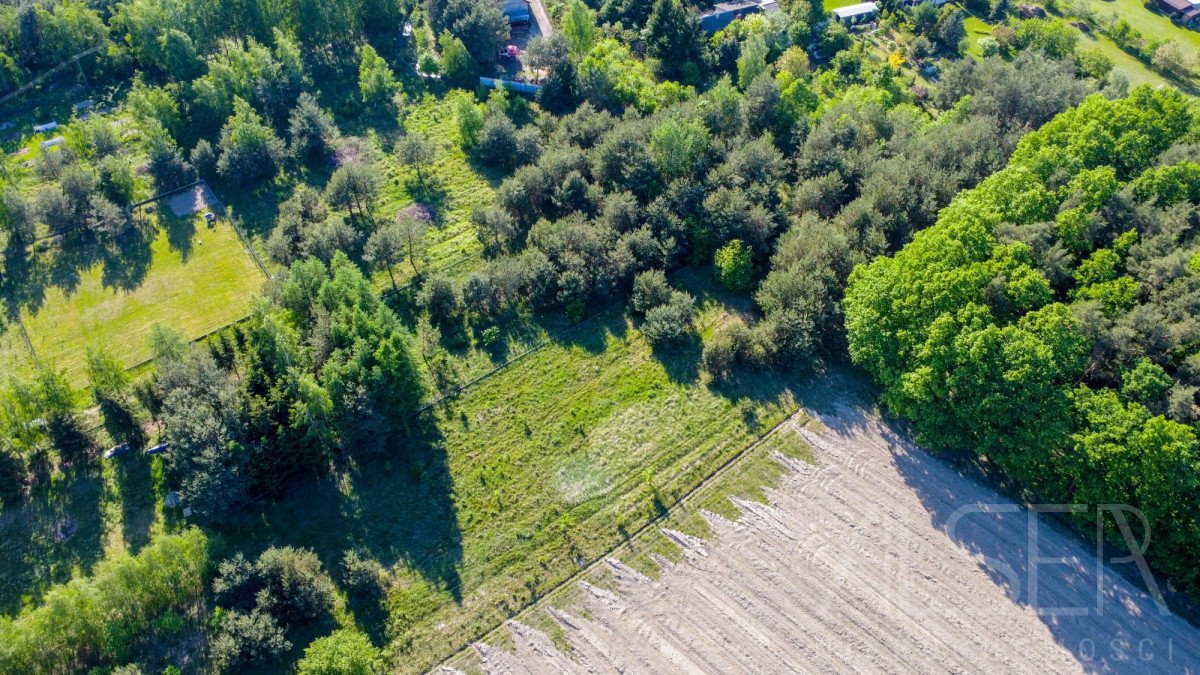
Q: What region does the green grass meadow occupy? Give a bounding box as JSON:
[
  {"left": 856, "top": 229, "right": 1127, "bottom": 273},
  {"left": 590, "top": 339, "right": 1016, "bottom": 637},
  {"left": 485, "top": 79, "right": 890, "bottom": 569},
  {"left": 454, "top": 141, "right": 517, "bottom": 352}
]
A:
[
  {"left": 13, "top": 211, "right": 264, "bottom": 386},
  {"left": 211, "top": 270, "right": 802, "bottom": 671}
]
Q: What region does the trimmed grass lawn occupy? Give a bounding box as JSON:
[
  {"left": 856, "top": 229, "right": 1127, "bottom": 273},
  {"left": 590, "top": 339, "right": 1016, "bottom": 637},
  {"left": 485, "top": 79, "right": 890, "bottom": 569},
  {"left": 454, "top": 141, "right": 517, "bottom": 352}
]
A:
[
  {"left": 214, "top": 270, "right": 802, "bottom": 672},
  {"left": 824, "top": 0, "right": 864, "bottom": 8},
  {"left": 1083, "top": 0, "right": 1200, "bottom": 52},
  {"left": 18, "top": 211, "right": 265, "bottom": 386},
  {"left": 0, "top": 321, "right": 34, "bottom": 377}
]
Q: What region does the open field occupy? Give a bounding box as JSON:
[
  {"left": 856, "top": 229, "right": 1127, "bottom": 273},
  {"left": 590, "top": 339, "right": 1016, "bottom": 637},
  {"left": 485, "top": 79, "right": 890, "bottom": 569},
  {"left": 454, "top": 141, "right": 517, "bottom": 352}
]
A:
[
  {"left": 458, "top": 375, "right": 1200, "bottom": 673},
  {"left": 1082, "top": 0, "right": 1200, "bottom": 52},
  {"left": 14, "top": 209, "right": 264, "bottom": 385},
  {"left": 213, "top": 271, "right": 801, "bottom": 671}
]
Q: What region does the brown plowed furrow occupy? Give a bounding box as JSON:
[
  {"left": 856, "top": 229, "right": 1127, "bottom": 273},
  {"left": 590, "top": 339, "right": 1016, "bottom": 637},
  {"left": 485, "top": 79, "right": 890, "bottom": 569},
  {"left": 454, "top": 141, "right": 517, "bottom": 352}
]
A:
[{"left": 466, "top": 389, "right": 1200, "bottom": 675}]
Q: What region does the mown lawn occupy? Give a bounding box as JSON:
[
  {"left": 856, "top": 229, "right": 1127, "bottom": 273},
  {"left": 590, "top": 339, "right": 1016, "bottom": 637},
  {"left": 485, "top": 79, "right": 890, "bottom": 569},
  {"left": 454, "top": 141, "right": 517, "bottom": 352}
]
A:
[
  {"left": 1082, "top": 0, "right": 1200, "bottom": 52},
  {"left": 17, "top": 211, "right": 265, "bottom": 386},
  {"left": 213, "top": 271, "right": 802, "bottom": 672},
  {"left": 0, "top": 320, "right": 34, "bottom": 378}
]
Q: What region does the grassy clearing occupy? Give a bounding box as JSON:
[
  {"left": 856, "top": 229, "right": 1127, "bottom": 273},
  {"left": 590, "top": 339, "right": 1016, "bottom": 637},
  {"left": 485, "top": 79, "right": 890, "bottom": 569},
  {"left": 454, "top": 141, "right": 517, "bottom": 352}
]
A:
[
  {"left": 956, "top": 8, "right": 1171, "bottom": 87},
  {"left": 212, "top": 270, "right": 800, "bottom": 672},
  {"left": 1081, "top": 0, "right": 1200, "bottom": 52},
  {"left": 0, "top": 320, "right": 34, "bottom": 378},
  {"left": 14, "top": 210, "right": 264, "bottom": 386},
  {"left": 221, "top": 94, "right": 495, "bottom": 291}
]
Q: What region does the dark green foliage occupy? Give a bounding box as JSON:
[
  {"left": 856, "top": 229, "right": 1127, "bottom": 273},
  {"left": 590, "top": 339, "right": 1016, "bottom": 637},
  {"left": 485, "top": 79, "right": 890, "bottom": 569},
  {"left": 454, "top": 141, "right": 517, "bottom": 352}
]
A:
[
  {"left": 210, "top": 610, "right": 291, "bottom": 672},
  {"left": 216, "top": 98, "right": 286, "bottom": 184},
  {"left": 630, "top": 269, "right": 673, "bottom": 315},
  {"left": 641, "top": 291, "right": 695, "bottom": 345},
  {"left": 845, "top": 87, "right": 1200, "bottom": 595}
]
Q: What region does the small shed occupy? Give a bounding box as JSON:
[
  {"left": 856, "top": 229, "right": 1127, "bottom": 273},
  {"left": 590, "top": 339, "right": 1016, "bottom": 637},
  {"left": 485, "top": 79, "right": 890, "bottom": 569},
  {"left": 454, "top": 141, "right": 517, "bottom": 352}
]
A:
[
  {"left": 33, "top": 121, "right": 57, "bottom": 133},
  {"left": 39, "top": 136, "right": 64, "bottom": 150},
  {"left": 700, "top": 0, "right": 762, "bottom": 32},
  {"left": 832, "top": 1, "right": 879, "bottom": 24},
  {"left": 502, "top": 0, "right": 531, "bottom": 26}
]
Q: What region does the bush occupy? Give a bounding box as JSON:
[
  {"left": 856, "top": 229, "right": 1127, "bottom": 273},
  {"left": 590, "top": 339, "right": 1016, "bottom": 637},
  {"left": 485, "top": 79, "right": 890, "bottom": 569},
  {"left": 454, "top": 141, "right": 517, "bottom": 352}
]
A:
[
  {"left": 297, "top": 629, "right": 380, "bottom": 675},
  {"left": 0, "top": 529, "right": 208, "bottom": 673},
  {"left": 253, "top": 547, "right": 337, "bottom": 624},
  {"left": 641, "top": 291, "right": 695, "bottom": 346},
  {"left": 714, "top": 239, "right": 754, "bottom": 291},
  {"left": 630, "top": 269, "right": 673, "bottom": 315},
  {"left": 210, "top": 609, "right": 291, "bottom": 672},
  {"left": 190, "top": 139, "right": 217, "bottom": 179},
  {"left": 341, "top": 549, "right": 385, "bottom": 595},
  {"left": 418, "top": 275, "right": 462, "bottom": 328}
]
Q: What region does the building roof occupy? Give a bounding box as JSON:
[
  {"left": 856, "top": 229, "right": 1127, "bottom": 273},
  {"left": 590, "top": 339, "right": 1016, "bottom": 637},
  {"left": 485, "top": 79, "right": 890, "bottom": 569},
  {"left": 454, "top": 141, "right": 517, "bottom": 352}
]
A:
[
  {"left": 1159, "top": 0, "right": 1191, "bottom": 11},
  {"left": 700, "top": 1, "right": 762, "bottom": 31},
  {"left": 502, "top": 0, "right": 531, "bottom": 21},
  {"left": 832, "top": 1, "right": 879, "bottom": 17}
]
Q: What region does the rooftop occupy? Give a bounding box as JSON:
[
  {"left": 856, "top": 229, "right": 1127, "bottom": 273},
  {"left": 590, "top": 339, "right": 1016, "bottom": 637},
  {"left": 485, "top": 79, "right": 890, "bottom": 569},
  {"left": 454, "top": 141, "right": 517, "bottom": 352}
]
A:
[{"left": 832, "top": 1, "right": 879, "bottom": 17}]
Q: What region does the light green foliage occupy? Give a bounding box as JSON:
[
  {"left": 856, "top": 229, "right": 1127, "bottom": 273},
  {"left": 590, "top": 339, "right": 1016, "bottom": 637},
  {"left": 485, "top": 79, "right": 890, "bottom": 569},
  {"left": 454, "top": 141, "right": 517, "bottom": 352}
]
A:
[
  {"left": 439, "top": 32, "right": 476, "bottom": 88},
  {"left": 845, "top": 87, "right": 1200, "bottom": 594},
  {"left": 649, "top": 117, "right": 710, "bottom": 180},
  {"left": 737, "top": 35, "right": 769, "bottom": 90},
  {"left": 714, "top": 240, "right": 754, "bottom": 291},
  {"left": 1015, "top": 18, "right": 1078, "bottom": 59},
  {"left": 0, "top": 529, "right": 208, "bottom": 674},
  {"left": 359, "top": 43, "right": 398, "bottom": 107},
  {"left": 561, "top": 0, "right": 598, "bottom": 57},
  {"left": 298, "top": 629, "right": 380, "bottom": 675}
]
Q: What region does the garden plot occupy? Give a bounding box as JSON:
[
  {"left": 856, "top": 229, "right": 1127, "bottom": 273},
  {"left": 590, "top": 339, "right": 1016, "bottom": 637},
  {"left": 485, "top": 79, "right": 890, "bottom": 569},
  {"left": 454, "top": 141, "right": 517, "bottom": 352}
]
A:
[{"left": 18, "top": 209, "right": 264, "bottom": 385}]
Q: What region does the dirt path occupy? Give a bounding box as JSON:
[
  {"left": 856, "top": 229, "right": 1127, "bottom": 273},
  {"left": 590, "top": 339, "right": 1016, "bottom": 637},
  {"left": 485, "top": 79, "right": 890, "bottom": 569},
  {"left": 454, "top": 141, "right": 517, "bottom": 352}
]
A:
[{"left": 458, "top": 389, "right": 1200, "bottom": 674}]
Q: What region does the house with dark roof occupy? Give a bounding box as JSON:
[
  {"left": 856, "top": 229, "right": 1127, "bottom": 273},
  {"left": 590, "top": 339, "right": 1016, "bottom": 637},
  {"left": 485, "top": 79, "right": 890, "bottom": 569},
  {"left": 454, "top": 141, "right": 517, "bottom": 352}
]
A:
[{"left": 701, "top": 0, "right": 763, "bottom": 32}]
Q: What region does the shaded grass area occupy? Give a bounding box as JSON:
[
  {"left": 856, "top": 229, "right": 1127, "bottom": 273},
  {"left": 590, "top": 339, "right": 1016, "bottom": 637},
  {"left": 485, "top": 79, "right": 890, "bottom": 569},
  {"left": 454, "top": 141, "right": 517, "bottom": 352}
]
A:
[
  {"left": 14, "top": 211, "right": 263, "bottom": 386},
  {"left": 0, "top": 447, "right": 165, "bottom": 616},
  {"left": 213, "top": 272, "right": 801, "bottom": 673}
]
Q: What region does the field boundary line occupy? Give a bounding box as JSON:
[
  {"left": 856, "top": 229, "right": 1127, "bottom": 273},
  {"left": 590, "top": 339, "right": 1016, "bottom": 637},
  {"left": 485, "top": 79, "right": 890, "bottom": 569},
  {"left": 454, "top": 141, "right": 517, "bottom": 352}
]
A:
[
  {"left": 13, "top": 313, "right": 38, "bottom": 364},
  {"left": 430, "top": 404, "right": 807, "bottom": 672}
]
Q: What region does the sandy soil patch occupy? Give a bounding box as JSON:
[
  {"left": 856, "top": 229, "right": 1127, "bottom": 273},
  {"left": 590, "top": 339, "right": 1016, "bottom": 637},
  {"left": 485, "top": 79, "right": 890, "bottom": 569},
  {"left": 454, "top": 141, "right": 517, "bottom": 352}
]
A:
[
  {"left": 166, "top": 184, "right": 216, "bottom": 217},
  {"left": 460, "top": 392, "right": 1200, "bottom": 673}
]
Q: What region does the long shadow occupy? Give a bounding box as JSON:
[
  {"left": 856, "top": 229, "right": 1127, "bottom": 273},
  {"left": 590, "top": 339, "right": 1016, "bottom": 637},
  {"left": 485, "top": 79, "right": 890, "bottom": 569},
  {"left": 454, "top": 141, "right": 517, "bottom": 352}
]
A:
[
  {"left": 0, "top": 468, "right": 106, "bottom": 615},
  {"left": 808, "top": 374, "right": 1200, "bottom": 673},
  {"left": 160, "top": 210, "right": 197, "bottom": 261},
  {"left": 215, "top": 419, "right": 464, "bottom": 638},
  {"left": 114, "top": 452, "right": 156, "bottom": 554}
]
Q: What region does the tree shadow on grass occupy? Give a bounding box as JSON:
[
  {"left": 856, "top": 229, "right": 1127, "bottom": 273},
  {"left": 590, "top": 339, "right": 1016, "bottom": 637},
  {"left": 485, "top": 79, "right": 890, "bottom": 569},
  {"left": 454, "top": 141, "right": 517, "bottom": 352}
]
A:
[
  {"left": 113, "top": 452, "right": 156, "bottom": 554},
  {"left": 648, "top": 331, "right": 703, "bottom": 385},
  {"left": 159, "top": 210, "right": 197, "bottom": 261},
  {"left": 0, "top": 468, "right": 106, "bottom": 614},
  {"left": 215, "top": 419, "right": 464, "bottom": 641}
]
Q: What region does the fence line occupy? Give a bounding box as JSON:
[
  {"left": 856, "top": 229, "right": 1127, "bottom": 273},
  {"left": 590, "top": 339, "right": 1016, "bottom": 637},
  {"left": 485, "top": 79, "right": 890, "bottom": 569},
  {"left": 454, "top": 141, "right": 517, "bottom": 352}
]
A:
[{"left": 0, "top": 46, "right": 102, "bottom": 107}]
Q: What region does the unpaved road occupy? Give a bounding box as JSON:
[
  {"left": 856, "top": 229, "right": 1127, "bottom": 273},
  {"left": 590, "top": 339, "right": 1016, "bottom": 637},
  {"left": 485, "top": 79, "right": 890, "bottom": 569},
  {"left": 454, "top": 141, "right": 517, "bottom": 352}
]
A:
[{"left": 459, "top": 390, "right": 1200, "bottom": 673}]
